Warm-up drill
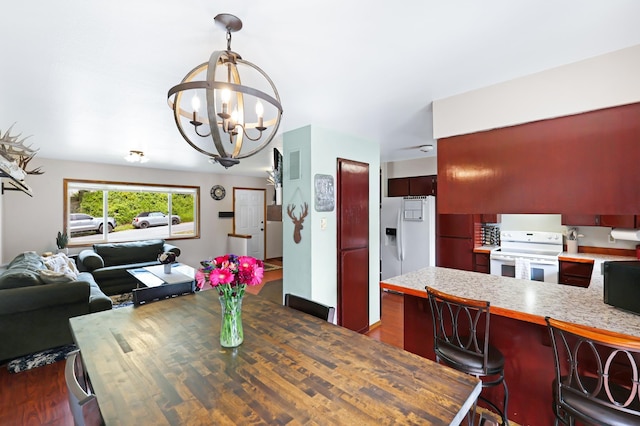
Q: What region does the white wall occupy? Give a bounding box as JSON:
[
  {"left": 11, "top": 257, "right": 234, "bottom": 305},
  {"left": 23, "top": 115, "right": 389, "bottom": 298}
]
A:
[
  {"left": 1, "top": 158, "right": 281, "bottom": 267},
  {"left": 283, "top": 125, "right": 381, "bottom": 325},
  {"left": 433, "top": 44, "right": 640, "bottom": 139},
  {"left": 385, "top": 157, "right": 437, "bottom": 179},
  {"left": 500, "top": 214, "right": 639, "bottom": 251}
]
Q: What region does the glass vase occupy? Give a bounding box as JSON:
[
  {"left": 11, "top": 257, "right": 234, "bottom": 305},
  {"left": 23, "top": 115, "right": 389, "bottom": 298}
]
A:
[
  {"left": 164, "top": 263, "right": 172, "bottom": 274},
  {"left": 219, "top": 295, "right": 244, "bottom": 347}
]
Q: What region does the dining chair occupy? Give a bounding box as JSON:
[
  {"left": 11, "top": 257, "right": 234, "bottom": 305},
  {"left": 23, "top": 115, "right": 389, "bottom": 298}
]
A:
[
  {"left": 545, "top": 316, "right": 640, "bottom": 425},
  {"left": 426, "top": 286, "right": 509, "bottom": 426},
  {"left": 65, "top": 349, "right": 104, "bottom": 426},
  {"left": 284, "top": 293, "right": 335, "bottom": 322}
]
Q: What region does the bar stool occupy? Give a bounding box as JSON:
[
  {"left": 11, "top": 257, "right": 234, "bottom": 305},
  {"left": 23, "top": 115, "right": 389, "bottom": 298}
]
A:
[
  {"left": 545, "top": 317, "right": 640, "bottom": 425},
  {"left": 426, "top": 286, "right": 509, "bottom": 425}
]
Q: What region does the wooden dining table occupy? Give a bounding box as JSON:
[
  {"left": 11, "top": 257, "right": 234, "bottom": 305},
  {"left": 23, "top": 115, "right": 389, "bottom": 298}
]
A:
[{"left": 69, "top": 290, "right": 481, "bottom": 425}]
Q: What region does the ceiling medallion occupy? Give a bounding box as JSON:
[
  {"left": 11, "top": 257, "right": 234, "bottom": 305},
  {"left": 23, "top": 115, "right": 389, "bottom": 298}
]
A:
[{"left": 168, "top": 13, "right": 283, "bottom": 169}]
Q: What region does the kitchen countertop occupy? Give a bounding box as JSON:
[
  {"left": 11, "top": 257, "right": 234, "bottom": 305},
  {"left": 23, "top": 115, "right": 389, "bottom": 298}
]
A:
[
  {"left": 381, "top": 265, "right": 640, "bottom": 338},
  {"left": 473, "top": 245, "right": 496, "bottom": 254}
]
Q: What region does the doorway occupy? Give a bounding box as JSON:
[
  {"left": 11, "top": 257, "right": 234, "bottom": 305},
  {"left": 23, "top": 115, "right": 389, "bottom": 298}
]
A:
[{"left": 233, "top": 188, "right": 266, "bottom": 260}]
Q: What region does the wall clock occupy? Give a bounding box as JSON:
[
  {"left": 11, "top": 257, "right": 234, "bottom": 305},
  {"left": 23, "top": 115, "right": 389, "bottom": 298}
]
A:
[{"left": 210, "top": 185, "right": 226, "bottom": 200}]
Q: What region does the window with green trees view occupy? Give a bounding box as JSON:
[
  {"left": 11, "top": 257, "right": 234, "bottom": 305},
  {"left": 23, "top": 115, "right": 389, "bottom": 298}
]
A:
[{"left": 64, "top": 179, "right": 199, "bottom": 246}]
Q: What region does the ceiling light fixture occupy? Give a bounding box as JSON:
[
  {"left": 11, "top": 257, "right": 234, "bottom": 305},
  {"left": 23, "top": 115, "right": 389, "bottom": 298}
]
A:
[
  {"left": 419, "top": 145, "right": 434, "bottom": 152},
  {"left": 125, "top": 150, "right": 148, "bottom": 163},
  {"left": 167, "top": 13, "right": 283, "bottom": 169}
]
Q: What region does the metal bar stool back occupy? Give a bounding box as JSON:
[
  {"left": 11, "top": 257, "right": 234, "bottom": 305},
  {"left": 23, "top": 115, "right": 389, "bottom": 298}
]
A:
[
  {"left": 426, "top": 286, "right": 509, "bottom": 425},
  {"left": 545, "top": 316, "right": 640, "bottom": 425}
]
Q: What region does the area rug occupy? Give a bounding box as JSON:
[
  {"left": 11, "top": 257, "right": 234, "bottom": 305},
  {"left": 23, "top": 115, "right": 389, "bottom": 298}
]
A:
[
  {"left": 111, "top": 292, "right": 134, "bottom": 308},
  {"left": 259, "top": 279, "right": 282, "bottom": 305},
  {"left": 6, "top": 343, "right": 77, "bottom": 373},
  {"left": 263, "top": 262, "right": 283, "bottom": 272}
]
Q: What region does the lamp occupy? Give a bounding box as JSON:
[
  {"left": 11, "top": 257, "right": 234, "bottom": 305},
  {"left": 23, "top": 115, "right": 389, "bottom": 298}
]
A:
[
  {"left": 125, "top": 150, "right": 148, "bottom": 163},
  {"left": 168, "top": 13, "right": 283, "bottom": 168}
]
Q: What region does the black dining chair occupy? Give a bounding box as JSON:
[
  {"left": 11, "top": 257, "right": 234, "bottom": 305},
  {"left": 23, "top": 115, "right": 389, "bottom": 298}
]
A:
[
  {"left": 284, "top": 293, "right": 335, "bottom": 323},
  {"left": 426, "top": 286, "right": 509, "bottom": 426},
  {"left": 545, "top": 316, "right": 640, "bottom": 425}
]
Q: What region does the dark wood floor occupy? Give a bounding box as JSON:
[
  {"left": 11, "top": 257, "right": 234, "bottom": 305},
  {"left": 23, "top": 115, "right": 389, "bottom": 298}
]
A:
[{"left": 0, "top": 261, "right": 404, "bottom": 426}]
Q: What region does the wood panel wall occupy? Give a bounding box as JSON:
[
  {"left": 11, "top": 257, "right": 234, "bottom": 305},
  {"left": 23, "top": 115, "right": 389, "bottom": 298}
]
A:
[{"left": 437, "top": 102, "right": 640, "bottom": 214}]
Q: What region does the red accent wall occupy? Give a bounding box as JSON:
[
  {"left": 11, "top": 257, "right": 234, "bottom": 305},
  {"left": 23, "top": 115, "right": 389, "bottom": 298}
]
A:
[{"left": 437, "top": 102, "right": 640, "bottom": 214}]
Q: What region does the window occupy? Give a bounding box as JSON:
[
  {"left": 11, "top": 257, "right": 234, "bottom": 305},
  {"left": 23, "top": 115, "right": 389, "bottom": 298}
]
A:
[{"left": 63, "top": 179, "right": 200, "bottom": 246}]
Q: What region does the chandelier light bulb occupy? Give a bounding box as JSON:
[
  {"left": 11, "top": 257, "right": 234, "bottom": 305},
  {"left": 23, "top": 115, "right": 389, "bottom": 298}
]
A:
[
  {"left": 221, "top": 89, "right": 230, "bottom": 116},
  {"left": 191, "top": 95, "right": 200, "bottom": 112}
]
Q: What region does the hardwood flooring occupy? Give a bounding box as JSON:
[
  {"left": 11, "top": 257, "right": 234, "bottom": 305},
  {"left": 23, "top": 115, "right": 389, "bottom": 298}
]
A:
[{"left": 0, "top": 263, "right": 470, "bottom": 425}]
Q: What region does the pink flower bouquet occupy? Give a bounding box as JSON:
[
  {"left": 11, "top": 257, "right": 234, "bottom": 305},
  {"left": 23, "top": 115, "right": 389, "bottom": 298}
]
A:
[{"left": 196, "top": 254, "right": 264, "bottom": 298}]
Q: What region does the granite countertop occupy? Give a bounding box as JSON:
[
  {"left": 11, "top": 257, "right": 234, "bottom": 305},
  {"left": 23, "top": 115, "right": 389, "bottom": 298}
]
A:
[{"left": 381, "top": 265, "right": 640, "bottom": 338}]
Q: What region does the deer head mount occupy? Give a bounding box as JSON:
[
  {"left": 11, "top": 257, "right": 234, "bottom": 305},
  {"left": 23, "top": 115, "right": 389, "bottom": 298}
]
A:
[
  {"left": 0, "top": 123, "right": 43, "bottom": 176},
  {"left": 287, "top": 202, "right": 308, "bottom": 244}
]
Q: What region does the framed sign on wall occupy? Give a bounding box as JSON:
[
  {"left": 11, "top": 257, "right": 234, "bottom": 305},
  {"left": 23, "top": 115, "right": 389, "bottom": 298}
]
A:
[{"left": 314, "top": 174, "right": 334, "bottom": 212}]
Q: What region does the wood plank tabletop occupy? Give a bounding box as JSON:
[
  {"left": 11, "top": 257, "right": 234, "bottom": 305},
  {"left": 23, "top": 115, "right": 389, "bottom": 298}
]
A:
[{"left": 70, "top": 290, "right": 481, "bottom": 425}]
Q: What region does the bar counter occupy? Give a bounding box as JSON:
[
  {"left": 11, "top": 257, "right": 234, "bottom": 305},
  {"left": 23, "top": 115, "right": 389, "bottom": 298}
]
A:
[
  {"left": 381, "top": 265, "right": 640, "bottom": 425},
  {"left": 381, "top": 264, "right": 640, "bottom": 336}
]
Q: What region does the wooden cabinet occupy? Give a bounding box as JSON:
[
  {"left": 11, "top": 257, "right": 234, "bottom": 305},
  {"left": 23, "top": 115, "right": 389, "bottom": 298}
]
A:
[
  {"left": 558, "top": 259, "right": 594, "bottom": 287},
  {"left": 437, "top": 213, "right": 473, "bottom": 238},
  {"left": 436, "top": 214, "right": 474, "bottom": 271},
  {"left": 437, "top": 102, "right": 640, "bottom": 215},
  {"left": 561, "top": 214, "right": 636, "bottom": 228},
  {"left": 387, "top": 178, "right": 410, "bottom": 197},
  {"left": 600, "top": 215, "right": 636, "bottom": 228},
  {"left": 437, "top": 237, "right": 474, "bottom": 271},
  {"left": 473, "top": 252, "right": 490, "bottom": 274},
  {"left": 388, "top": 175, "right": 436, "bottom": 197},
  {"left": 480, "top": 214, "right": 501, "bottom": 224}
]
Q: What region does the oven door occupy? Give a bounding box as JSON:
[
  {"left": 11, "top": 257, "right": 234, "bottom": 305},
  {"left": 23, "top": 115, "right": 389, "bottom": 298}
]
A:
[{"left": 490, "top": 254, "right": 558, "bottom": 283}]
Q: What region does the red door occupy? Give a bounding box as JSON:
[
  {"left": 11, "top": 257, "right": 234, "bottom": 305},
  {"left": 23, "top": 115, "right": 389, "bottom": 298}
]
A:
[{"left": 337, "top": 159, "right": 369, "bottom": 333}]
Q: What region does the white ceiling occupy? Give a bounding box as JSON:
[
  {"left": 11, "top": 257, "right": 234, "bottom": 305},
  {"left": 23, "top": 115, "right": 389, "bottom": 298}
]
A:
[{"left": 2, "top": 1, "right": 640, "bottom": 177}]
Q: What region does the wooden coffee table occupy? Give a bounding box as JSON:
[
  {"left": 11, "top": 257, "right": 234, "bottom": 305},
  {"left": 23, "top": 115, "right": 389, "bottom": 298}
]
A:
[{"left": 127, "top": 263, "right": 195, "bottom": 305}]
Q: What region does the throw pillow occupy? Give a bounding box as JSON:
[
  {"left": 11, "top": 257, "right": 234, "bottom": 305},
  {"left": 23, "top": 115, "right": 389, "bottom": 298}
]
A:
[{"left": 43, "top": 253, "right": 79, "bottom": 279}]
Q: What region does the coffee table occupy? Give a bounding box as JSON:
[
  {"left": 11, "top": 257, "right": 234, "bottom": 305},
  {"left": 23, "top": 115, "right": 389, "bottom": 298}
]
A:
[{"left": 127, "top": 263, "right": 196, "bottom": 305}]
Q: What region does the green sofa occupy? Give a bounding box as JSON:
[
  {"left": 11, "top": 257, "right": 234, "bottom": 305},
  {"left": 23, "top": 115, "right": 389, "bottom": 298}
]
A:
[
  {"left": 0, "top": 251, "right": 112, "bottom": 363},
  {"left": 77, "top": 239, "right": 181, "bottom": 296}
]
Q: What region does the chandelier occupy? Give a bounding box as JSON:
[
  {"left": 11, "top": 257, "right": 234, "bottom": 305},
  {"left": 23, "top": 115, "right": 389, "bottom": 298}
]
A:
[{"left": 168, "top": 13, "right": 283, "bottom": 168}]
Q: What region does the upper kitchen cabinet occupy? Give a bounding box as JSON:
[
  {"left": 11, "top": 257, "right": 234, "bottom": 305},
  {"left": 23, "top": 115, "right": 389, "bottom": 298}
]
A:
[
  {"left": 437, "top": 102, "right": 640, "bottom": 215},
  {"left": 388, "top": 175, "right": 437, "bottom": 197},
  {"left": 561, "top": 214, "right": 636, "bottom": 228}
]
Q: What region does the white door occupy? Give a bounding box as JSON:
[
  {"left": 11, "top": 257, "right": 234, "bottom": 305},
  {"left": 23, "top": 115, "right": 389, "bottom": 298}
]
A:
[{"left": 234, "top": 189, "right": 265, "bottom": 260}]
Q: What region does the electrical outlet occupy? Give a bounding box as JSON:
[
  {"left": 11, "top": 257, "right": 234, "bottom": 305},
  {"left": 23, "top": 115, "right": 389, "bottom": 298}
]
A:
[{"left": 609, "top": 234, "right": 616, "bottom": 243}]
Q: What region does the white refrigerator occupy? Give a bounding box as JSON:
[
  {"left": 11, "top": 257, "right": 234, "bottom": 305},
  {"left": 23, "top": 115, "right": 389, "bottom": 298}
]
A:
[{"left": 380, "top": 196, "right": 436, "bottom": 280}]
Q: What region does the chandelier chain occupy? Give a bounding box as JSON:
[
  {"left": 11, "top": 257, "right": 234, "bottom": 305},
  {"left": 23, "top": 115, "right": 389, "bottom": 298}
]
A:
[{"left": 226, "top": 31, "right": 232, "bottom": 51}]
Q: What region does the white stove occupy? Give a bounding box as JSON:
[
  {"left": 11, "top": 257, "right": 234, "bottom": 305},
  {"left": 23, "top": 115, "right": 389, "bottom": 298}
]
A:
[{"left": 490, "top": 231, "right": 563, "bottom": 283}]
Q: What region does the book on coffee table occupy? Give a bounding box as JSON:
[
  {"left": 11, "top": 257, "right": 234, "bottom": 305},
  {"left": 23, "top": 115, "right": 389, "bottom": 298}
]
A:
[{"left": 143, "top": 264, "right": 193, "bottom": 285}]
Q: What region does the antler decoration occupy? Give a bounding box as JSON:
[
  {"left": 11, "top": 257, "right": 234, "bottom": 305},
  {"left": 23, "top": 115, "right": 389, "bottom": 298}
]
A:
[
  {"left": 0, "top": 123, "right": 43, "bottom": 175},
  {"left": 287, "top": 202, "right": 308, "bottom": 244}
]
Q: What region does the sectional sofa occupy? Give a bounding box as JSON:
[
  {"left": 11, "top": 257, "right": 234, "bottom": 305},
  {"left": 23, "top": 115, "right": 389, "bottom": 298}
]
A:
[{"left": 0, "top": 251, "right": 112, "bottom": 362}]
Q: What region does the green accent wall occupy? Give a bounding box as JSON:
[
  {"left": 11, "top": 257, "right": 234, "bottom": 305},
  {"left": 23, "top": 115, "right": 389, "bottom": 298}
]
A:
[{"left": 282, "top": 125, "right": 381, "bottom": 325}]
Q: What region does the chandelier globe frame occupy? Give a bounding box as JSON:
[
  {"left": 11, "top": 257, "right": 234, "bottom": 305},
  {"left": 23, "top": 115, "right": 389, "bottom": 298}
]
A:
[{"left": 168, "top": 13, "right": 283, "bottom": 168}]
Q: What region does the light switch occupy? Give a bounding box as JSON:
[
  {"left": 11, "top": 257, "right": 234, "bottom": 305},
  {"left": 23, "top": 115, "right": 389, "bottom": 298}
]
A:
[{"left": 320, "top": 217, "right": 327, "bottom": 230}]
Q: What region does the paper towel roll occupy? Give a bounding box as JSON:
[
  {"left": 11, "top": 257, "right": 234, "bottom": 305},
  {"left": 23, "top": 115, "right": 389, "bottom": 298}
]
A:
[{"left": 610, "top": 228, "right": 640, "bottom": 241}]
